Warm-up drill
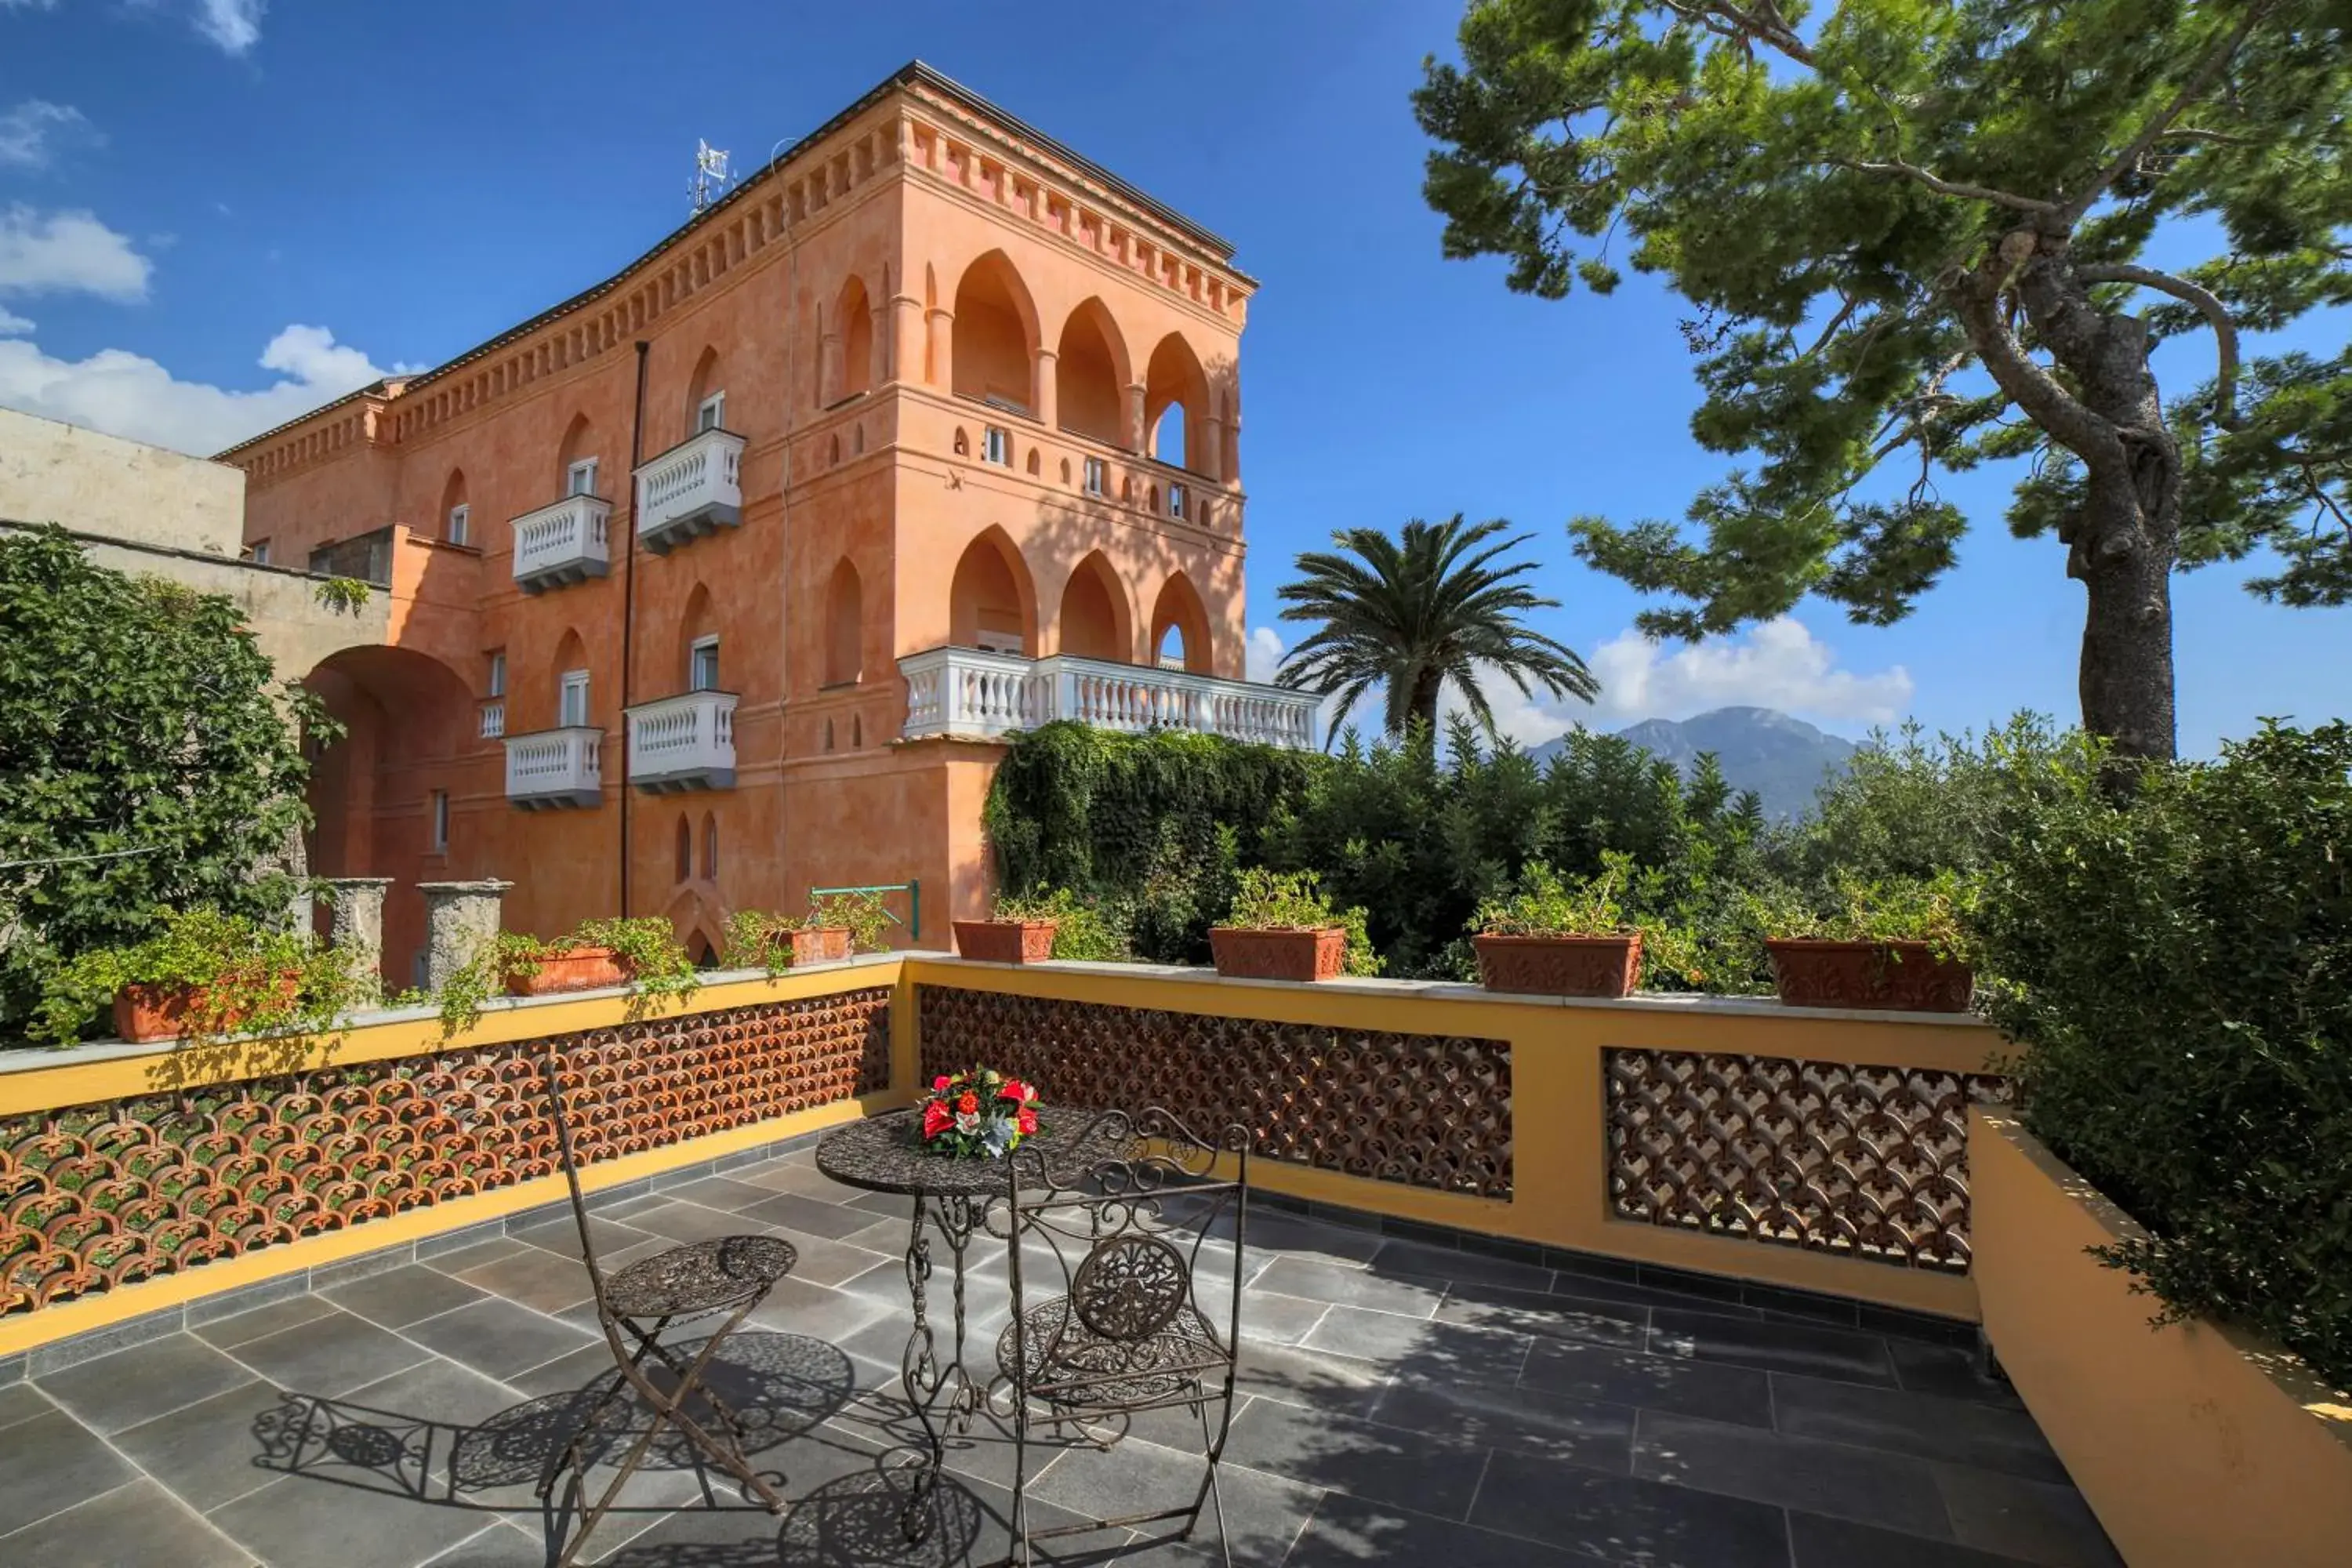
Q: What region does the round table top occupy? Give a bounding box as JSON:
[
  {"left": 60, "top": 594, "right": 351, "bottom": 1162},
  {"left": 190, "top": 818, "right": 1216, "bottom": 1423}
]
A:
[{"left": 816, "top": 1105, "right": 1114, "bottom": 1197}]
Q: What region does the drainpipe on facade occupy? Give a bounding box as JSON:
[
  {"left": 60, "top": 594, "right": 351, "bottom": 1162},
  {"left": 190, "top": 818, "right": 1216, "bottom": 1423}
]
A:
[{"left": 620, "top": 339, "right": 650, "bottom": 918}]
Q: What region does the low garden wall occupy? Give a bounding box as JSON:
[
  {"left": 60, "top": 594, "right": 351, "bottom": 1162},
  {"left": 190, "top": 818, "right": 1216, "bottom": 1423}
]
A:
[{"left": 2, "top": 953, "right": 2009, "bottom": 1356}]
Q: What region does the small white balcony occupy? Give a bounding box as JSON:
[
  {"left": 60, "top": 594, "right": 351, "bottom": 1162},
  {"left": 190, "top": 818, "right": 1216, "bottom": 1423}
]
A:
[
  {"left": 898, "top": 648, "right": 1319, "bottom": 750},
  {"left": 510, "top": 495, "right": 611, "bottom": 593},
  {"left": 634, "top": 427, "right": 743, "bottom": 554},
  {"left": 503, "top": 727, "right": 603, "bottom": 809},
  {"left": 626, "top": 689, "right": 737, "bottom": 793}
]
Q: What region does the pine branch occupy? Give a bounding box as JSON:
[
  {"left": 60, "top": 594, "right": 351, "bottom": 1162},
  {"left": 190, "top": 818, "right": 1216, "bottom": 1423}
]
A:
[
  {"left": 2055, "top": 1, "right": 2277, "bottom": 227},
  {"left": 2075, "top": 262, "right": 2244, "bottom": 427}
]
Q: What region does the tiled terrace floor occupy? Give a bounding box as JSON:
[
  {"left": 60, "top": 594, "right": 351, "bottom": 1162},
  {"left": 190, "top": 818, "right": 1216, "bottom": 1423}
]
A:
[{"left": 0, "top": 1142, "right": 2119, "bottom": 1568}]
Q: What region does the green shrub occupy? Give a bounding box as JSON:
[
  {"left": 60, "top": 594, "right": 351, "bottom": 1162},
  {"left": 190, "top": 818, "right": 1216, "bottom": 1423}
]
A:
[
  {"left": 806, "top": 891, "right": 895, "bottom": 953},
  {"left": 992, "top": 888, "right": 1134, "bottom": 963},
  {"left": 1750, "top": 870, "right": 1982, "bottom": 962},
  {"left": 1974, "top": 721, "right": 2352, "bottom": 1390},
  {"left": 1223, "top": 869, "right": 1381, "bottom": 977},
  {"left": 36, "top": 906, "right": 362, "bottom": 1047},
  {"left": 437, "top": 916, "right": 696, "bottom": 1036},
  {"left": 1472, "top": 854, "right": 1635, "bottom": 936},
  {"left": 723, "top": 895, "right": 895, "bottom": 977}
]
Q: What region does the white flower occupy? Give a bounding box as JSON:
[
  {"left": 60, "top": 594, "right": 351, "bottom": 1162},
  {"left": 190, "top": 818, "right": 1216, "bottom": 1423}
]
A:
[{"left": 956, "top": 1111, "right": 979, "bottom": 1135}]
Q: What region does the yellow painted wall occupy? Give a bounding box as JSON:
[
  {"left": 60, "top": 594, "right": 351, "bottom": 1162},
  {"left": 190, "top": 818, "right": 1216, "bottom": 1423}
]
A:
[{"left": 1972, "top": 1109, "right": 2352, "bottom": 1568}]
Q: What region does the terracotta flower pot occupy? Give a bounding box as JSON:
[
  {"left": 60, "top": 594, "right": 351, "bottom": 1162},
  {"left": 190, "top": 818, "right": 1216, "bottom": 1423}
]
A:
[
  {"left": 1209, "top": 926, "right": 1345, "bottom": 982},
  {"left": 954, "top": 919, "right": 1058, "bottom": 964},
  {"left": 790, "top": 926, "right": 852, "bottom": 966},
  {"left": 1765, "top": 938, "right": 1973, "bottom": 1012},
  {"left": 506, "top": 946, "right": 629, "bottom": 997},
  {"left": 113, "top": 972, "right": 300, "bottom": 1043},
  {"left": 1473, "top": 932, "right": 1642, "bottom": 998}
]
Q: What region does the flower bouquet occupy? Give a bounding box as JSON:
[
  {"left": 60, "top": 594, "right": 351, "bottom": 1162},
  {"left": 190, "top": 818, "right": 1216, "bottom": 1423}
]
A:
[{"left": 918, "top": 1068, "right": 1042, "bottom": 1159}]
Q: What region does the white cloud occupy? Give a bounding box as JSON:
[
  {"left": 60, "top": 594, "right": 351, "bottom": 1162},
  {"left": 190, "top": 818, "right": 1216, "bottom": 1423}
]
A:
[
  {"left": 1584, "top": 618, "right": 1914, "bottom": 727},
  {"left": 0, "top": 206, "right": 153, "bottom": 301},
  {"left": 0, "top": 323, "right": 395, "bottom": 456},
  {"left": 0, "top": 306, "right": 31, "bottom": 335},
  {"left": 0, "top": 1, "right": 61, "bottom": 10},
  {"left": 193, "top": 0, "right": 263, "bottom": 54},
  {"left": 1245, "top": 626, "right": 1286, "bottom": 684},
  {"left": 0, "top": 100, "right": 96, "bottom": 170}
]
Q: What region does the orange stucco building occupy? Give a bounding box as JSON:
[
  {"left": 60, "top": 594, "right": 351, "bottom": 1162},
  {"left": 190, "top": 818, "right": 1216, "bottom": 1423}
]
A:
[{"left": 220, "top": 62, "right": 1316, "bottom": 986}]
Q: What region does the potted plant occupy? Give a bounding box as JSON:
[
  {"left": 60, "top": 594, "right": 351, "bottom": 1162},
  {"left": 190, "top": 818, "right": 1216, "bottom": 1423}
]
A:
[
  {"left": 724, "top": 893, "right": 893, "bottom": 975},
  {"left": 36, "top": 906, "right": 361, "bottom": 1046},
  {"left": 1758, "top": 872, "right": 1978, "bottom": 1012},
  {"left": 1209, "top": 869, "right": 1381, "bottom": 983},
  {"left": 1469, "top": 853, "right": 1648, "bottom": 998},
  {"left": 437, "top": 916, "right": 696, "bottom": 1036},
  {"left": 954, "top": 890, "right": 1064, "bottom": 964}
]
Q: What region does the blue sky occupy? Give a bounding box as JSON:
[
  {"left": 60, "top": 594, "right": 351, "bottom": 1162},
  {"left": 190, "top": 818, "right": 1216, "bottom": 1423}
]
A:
[{"left": 2, "top": 0, "right": 2343, "bottom": 754}]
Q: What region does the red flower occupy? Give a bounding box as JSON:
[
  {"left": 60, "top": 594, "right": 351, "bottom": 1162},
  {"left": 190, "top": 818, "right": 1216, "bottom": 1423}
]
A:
[
  {"left": 998, "top": 1080, "right": 1028, "bottom": 1102},
  {"left": 956, "top": 1091, "right": 979, "bottom": 1114},
  {"left": 932, "top": 1075, "right": 952, "bottom": 1092},
  {"left": 1015, "top": 1107, "right": 1038, "bottom": 1136},
  {"left": 921, "top": 1101, "right": 953, "bottom": 1139}
]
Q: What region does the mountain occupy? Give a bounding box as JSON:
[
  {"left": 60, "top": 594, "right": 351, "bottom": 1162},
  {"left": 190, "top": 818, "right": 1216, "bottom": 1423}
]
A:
[{"left": 1531, "top": 706, "right": 1858, "bottom": 820}]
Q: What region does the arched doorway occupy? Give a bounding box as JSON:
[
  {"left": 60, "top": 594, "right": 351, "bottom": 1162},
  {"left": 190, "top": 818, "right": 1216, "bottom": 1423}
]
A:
[
  {"left": 948, "top": 527, "right": 1036, "bottom": 655},
  {"left": 1144, "top": 334, "right": 1210, "bottom": 473},
  {"left": 1054, "top": 298, "right": 1130, "bottom": 447},
  {"left": 1057, "top": 551, "right": 1132, "bottom": 662},
  {"left": 1148, "top": 573, "right": 1214, "bottom": 675},
  {"left": 951, "top": 251, "right": 1039, "bottom": 412}
]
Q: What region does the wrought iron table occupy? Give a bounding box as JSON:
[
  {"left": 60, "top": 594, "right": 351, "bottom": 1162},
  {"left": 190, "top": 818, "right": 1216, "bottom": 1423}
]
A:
[{"left": 815, "top": 1105, "right": 1114, "bottom": 1541}]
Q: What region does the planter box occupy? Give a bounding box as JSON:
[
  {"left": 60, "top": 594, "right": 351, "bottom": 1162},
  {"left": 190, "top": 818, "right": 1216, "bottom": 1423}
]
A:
[
  {"left": 1473, "top": 933, "right": 1641, "bottom": 998},
  {"left": 1209, "top": 927, "right": 1344, "bottom": 983},
  {"left": 506, "top": 946, "right": 628, "bottom": 996},
  {"left": 1972, "top": 1109, "right": 2352, "bottom": 1568},
  {"left": 790, "top": 926, "right": 852, "bottom": 966},
  {"left": 112, "top": 974, "right": 299, "bottom": 1043},
  {"left": 1766, "top": 938, "right": 1973, "bottom": 1012},
  {"left": 954, "top": 919, "right": 1058, "bottom": 965}
]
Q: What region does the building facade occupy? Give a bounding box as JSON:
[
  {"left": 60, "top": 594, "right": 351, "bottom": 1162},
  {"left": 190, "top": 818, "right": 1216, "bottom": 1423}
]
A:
[{"left": 220, "top": 62, "right": 1316, "bottom": 985}]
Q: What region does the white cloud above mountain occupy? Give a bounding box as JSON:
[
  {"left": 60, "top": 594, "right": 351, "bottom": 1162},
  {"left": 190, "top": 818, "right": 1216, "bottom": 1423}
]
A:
[
  {"left": 0, "top": 206, "right": 152, "bottom": 301},
  {"left": 0, "top": 323, "right": 397, "bottom": 456}
]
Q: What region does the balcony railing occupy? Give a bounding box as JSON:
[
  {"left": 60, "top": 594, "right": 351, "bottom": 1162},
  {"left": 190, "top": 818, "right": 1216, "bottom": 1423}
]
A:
[
  {"left": 510, "top": 495, "right": 611, "bottom": 593},
  {"left": 626, "top": 689, "right": 737, "bottom": 793},
  {"left": 478, "top": 701, "right": 505, "bottom": 739},
  {"left": 899, "top": 648, "right": 1319, "bottom": 750},
  {"left": 503, "top": 726, "right": 603, "bottom": 809},
  {"left": 634, "top": 427, "right": 743, "bottom": 554}
]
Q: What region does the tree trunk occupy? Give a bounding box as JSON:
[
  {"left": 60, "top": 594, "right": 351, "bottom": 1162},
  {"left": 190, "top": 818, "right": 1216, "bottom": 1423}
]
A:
[{"left": 1406, "top": 667, "right": 1445, "bottom": 739}]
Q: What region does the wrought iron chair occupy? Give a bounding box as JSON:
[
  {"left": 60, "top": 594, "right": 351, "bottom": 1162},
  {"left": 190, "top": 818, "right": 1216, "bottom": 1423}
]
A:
[
  {"left": 535, "top": 1040, "right": 798, "bottom": 1566},
  {"left": 989, "top": 1107, "right": 1249, "bottom": 1566}
]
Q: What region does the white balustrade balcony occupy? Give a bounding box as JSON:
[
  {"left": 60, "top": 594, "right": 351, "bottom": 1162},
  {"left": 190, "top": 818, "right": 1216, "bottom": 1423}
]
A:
[
  {"left": 626, "top": 689, "right": 737, "bottom": 793},
  {"left": 634, "top": 427, "right": 744, "bottom": 553},
  {"left": 503, "top": 727, "right": 604, "bottom": 809},
  {"left": 898, "top": 647, "right": 1319, "bottom": 750},
  {"left": 510, "top": 495, "right": 611, "bottom": 592}
]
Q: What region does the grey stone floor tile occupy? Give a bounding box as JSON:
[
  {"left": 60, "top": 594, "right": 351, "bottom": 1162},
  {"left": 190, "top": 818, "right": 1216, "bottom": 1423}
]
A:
[
  {"left": 1033, "top": 1437, "right": 1320, "bottom": 1566},
  {"left": 1231, "top": 1339, "right": 1389, "bottom": 1420},
  {"left": 1886, "top": 1341, "right": 2027, "bottom": 1409},
  {"left": 1234, "top": 1289, "right": 1328, "bottom": 1346},
  {"left": 1552, "top": 1271, "right": 1769, "bottom": 1316},
  {"left": 1220, "top": 1213, "right": 1383, "bottom": 1267},
  {"left": 742, "top": 1189, "right": 892, "bottom": 1240},
  {"left": 1249, "top": 1257, "right": 1442, "bottom": 1318},
  {"left": 455, "top": 1237, "right": 661, "bottom": 1316},
  {"left": 0, "top": 1377, "right": 57, "bottom": 1433},
  {"left": 109, "top": 1377, "right": 289, "bottom": 1512},
  {"left": 509, "top": 1214, "right": 655, "bottom": 1261},
  {"left": 1790, "top": 1508, "right": 2046, "bottom": 1567},
  {"left": 1104, "top": 1460, "right": 1321, "bottom": 1566},
  {"left": 760, "top": 1228, "right": 896, "bottom": 1287},
  {"left": 327, "top": 1263, "right": 495, "bottom": 1330},
  {"left": 1650, "top": 1308, "right": 1900, "bottom": 1387},
  {"left": 834, "top": 1215, "right": 915, "bottom": 1253},
  {"left": 1635, "top": 1410, "right": 1951, "bottom": 1538},
  {"left": 1367, "top": 1237, "right": 1555, "bottom": 1294},
  {"left": 187, "top": 1291, "right": 344, "bottom": 1350},
  {"left": 1301, "top": 1304, "right": 1534, "bottom": 1387},
  {"left": 35, "top": 1332, "right": 255, "bottom": 1434},
  {"left": 401, "top": 1298, "right": 596, "bottom": 1381},
  {"left": 1519, "top": 1338, "right": 1775, "bottom": 1429},
  {"left": 0, "top": 1476, "right": 254, "bottom": 1568},
  {"left": 0, "top": 1410, "right": 139, "bottom": 1535},
  {"left": 207, "top": 1471, "right": 506, "bottom": 1568},
  {"left": 222, "top": 1309, "right": 436, "bottom": 1398},
  {"left": 1933, "top": 1465, "right": 2124, "bottom": 1568},
  {"left": 619, "top": 1200, "right": 779, "bottom": 1248},
  {"left": 661, "top": 1174, "right": 780, "bottom": 1213},
  {"left": 1222, "top": 1394, "right": 1487, "bottom": 1520},
  {"left": 1434, "top": 1277, "right": 1650, "bottom": 1350},
  {"left": 1291, "top": 1488, "right": 1601, "bottom": 1567},
  {"left": 1470, "top": 1447, "right": 1795, "bottom": 1568},
  {"left": 419, "top": 1520, "right": 549, "bottom": 1566},
  {"left": 421, "top": 1237, "right": 532, "bottom": 1276},
  {"left": 742, "top": 1160, "right": 879, "bottom": 1203},
  {"left": 1369, "top": 1376, "right": 1635, "bottom": 1471},
  {"left": 1771, "top": 1373, "right": 2067, "bottom": 1483},
  {"left": 739, "top": 1273, "right": 898, "bottom": 1346}
]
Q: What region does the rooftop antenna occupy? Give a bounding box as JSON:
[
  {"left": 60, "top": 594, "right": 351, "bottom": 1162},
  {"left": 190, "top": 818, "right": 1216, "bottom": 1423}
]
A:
[{"left": 689, "top": 140, "right": 732, "bottom": 214}]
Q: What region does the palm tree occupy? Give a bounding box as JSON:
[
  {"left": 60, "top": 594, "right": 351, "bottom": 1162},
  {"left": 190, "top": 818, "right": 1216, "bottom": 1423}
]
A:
[{"left": 1274, "top": 514, "right": 1599, "bottom": 742}]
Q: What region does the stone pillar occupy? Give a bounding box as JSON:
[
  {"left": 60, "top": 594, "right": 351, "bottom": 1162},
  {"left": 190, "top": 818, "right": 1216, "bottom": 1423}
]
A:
[
  {"left": 1033, "top": 347, "right": 1058, "bottom": 430},
  {"left": 1123, "top": 383, "right": 1148, "bottom": 452},
  {"left": 889, "top": 294, "right": 924, "bottom": 384},
  {"left": 321, "top": 877, "right": 393, "bottom": 1001},
  {"left": 927, "top": 306, "right": 955, "bottom": 390},
  {"left": 818, "top": 329, "right": 843, "bottom": 407},
  {"left": 419, "top": 879, "right": 513, "bottom": 994}
]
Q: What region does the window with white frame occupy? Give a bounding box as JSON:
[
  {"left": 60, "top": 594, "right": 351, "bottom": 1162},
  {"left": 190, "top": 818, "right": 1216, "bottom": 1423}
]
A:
[
  {"left": 983, "top": 426, "right": 1011, "bottom": 466},
  {"left": 689, "top": 636, "right": 720, "bottom": 692},
  {"left": 1082, "top": 458, "right": 1106, "bottom": 497},
  {"left": 567, "top": 458, "right": 599, "bottom": 498},
  {"left": 430, "top": 790, "right": 450, "bottom": 853},
  {"left": 559, "top": 669, "right": 590, "bottom": 728},
  {"left": 696, "top": 392, "right": 726, "bottom": 433},
  {"left": 487, "top": 650, "right": 506, "bottom": 698},
  {"left": 249, "top": 539, "right": 271, "bottom": 564},
  {"left": 1168, "top": 482, "right": 1187, "bottom": 520},
  {"left": 446, "top": 503, "right": 470, "bottom": 546}
]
